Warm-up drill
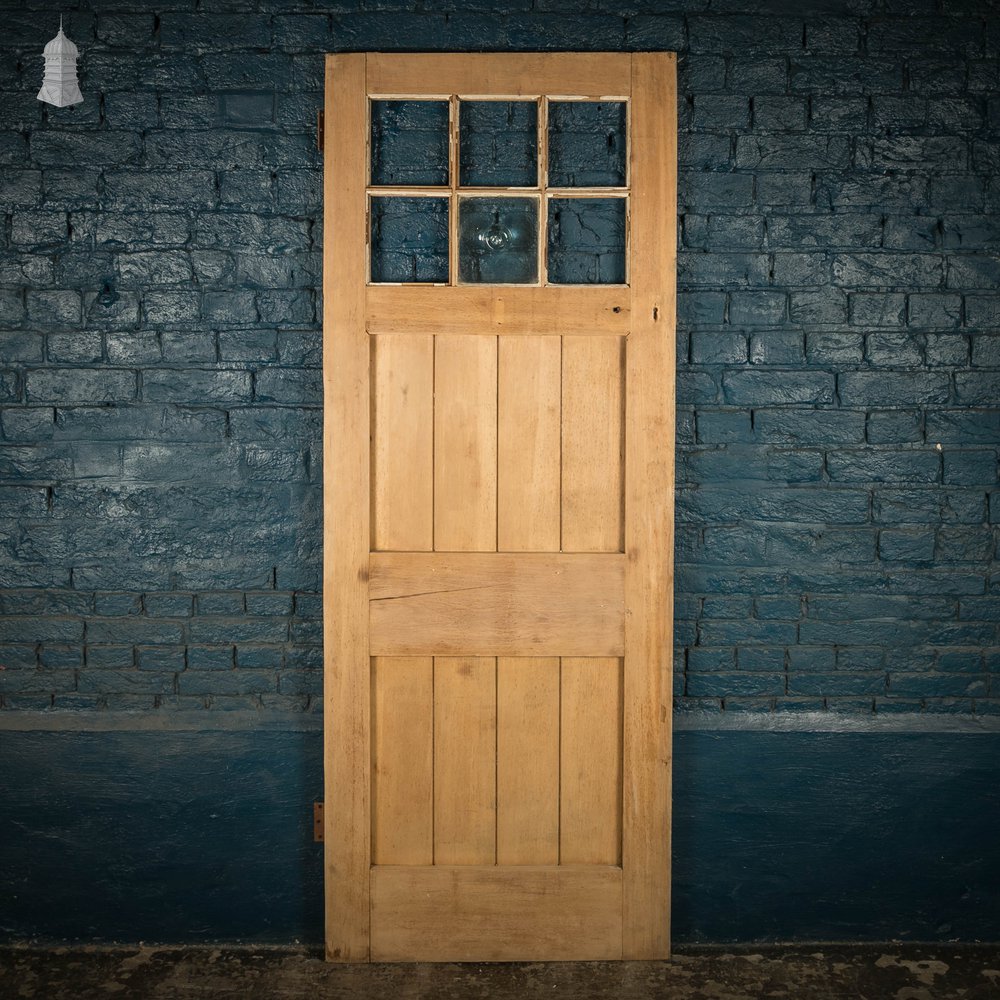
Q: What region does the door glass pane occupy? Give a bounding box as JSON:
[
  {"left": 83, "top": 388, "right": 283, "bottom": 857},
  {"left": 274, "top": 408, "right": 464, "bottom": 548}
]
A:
[
  {"left": 370, "top": 100, "right": 449, "bottom": 187},
  {"left": 547, "top": 101, "right": 627, "bottom": 188},
  {"left": 547, "top": 198, "right": 626, "bottom": 285},
  {"left": 459, "top": 197, "right": 538, "bottom": 284},
  {"left": 459, "top": 100, "right": 538, "bottom": 187},
  {"left": 370, "top": 196, "right": 449, "bottom": 283}
]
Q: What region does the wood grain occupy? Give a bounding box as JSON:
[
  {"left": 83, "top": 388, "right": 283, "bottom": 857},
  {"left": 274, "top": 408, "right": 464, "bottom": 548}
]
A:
[
  {"left": 323, "top": 52, "right": 371, "bottom": 963},
  {"left": 560, "top": 657, "right": 623, "bottom": 865},
  {"left": 561, "top": 336, "right": 625, "bottom": 553},
  {"left": 371, "top": 334, "right": 434, "bottom": 551},
  {"left": 367, "top": 52, "right": 632, "bottom": 99},
  {"left": 370, "top": 865, "right": 623, "bottom": 961},
  {"left": 369, "top": 552, "right": 625, "bottom": 657},
  {"left": 434, "top": 335, "right": 498, "bottom": 552},
  {"left": 371, "top": 656, "right": 433, "bottom": 865},
  {"left": 497, "top": 657, "right": 560, "bottom": 864},
  {"left": 433, "top": 657, "right": 497, "bottom": 865},
  {"left": 622, "top": 51, "right": 676, "bottom": 960},
  {"left": 498, "top": 336, "right": 561, "bottom": 552},
  {"left": 366, "top": 286, "right": 630, "bottom": 337}
]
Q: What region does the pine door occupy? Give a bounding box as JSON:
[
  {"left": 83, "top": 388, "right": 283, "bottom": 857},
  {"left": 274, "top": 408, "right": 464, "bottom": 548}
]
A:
[{"left": 323, "top": 52, "right": 676, "bottom": 962}]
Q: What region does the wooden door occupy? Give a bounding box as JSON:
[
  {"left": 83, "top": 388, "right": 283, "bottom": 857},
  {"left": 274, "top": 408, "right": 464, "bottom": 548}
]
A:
[{"left": 323, "top": 52, "right": 676, "bottom": 962}]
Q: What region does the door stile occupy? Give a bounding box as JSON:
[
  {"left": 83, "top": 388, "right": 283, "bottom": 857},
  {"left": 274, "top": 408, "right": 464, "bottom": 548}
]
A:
[
  {"left": 324, "top": 52, "right": 372, "bottom": 962},
  {"left": 622, "top": 51, "right": 676, "bottom": 960}
]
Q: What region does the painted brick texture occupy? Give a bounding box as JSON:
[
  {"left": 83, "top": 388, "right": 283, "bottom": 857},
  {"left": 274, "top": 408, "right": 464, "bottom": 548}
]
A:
[{"left": 0, "top": 0, "right": 997, "bottom": 718}]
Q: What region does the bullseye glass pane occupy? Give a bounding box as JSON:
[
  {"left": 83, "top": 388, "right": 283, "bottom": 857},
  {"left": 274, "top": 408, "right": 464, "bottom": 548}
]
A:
[
  {"left": 370, "top": 197, "right": 449, "bottom": 284},
  {"left": 547, "top": 198, "right": 626, "bottom": 285},
  {"left": 458, "top": 197, "right": 538, "bottom": 285},
  {"left": 547, "top": 101, "right": 627, "bottom": 188},
  {"left": 370, "top": 100, "right": 449, "bottom": 187},
  {"left": 460, "top": 100, "right": 538, "bottom": 187}
]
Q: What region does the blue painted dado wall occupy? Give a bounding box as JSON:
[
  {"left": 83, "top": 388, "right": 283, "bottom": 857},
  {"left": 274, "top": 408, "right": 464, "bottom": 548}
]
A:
[{"left": 1, "top": 0, "right": 998, "bottom": 944}]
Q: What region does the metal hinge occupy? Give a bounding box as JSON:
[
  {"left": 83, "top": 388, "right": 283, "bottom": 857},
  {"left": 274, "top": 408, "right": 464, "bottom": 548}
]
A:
[
  {"left": 313, "top": 801, "right": 324, "bottom": 842},
  {"left": 317, "top": 110, "right": 325, "bottom": 154}
]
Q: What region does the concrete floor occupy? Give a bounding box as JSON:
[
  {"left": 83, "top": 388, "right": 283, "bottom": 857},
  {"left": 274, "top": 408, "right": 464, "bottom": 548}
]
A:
[{"left": 2, "top": 945, "right": 999, "bottom": 999}]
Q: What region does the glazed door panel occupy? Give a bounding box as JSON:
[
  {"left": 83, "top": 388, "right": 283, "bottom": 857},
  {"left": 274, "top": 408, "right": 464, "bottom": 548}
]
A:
[{"left": 324, "top": 51, "right": 676, "bottom": 962}]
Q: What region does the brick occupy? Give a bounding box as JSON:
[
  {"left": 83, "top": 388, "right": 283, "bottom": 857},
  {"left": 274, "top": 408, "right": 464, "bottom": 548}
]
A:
[
  {"left": 766, "top": 449, "right": 823, "bottom": 483},
  {"left": 833, "top": 253, "right": 943, "bottom": 289},
  {"left": 186, "top": 646, "right": 234, "bottom": 671},
  {"left": 692, "top": 96, "right": 749, "bottom": 131},
  {"left": 729, "top": 291, "right": 786, "bottom": 326},
  {"left": 178, "top": 669, "right": 276, "bottom": 696},
  {"left": 690, "top": 332, "right": 747, "bottom": 365},
  {"left": 30, "top": 132, "right": 142, "bottom": 168},
  {"left": 77, "top": 670, "right": 174, "bottom": 695},
  {"left": 875, "top": 488, "right": 985, "bottom": 526},
  {"left": 925, "top": 334, "right": 969, "bottom": 367},
  {"left": 787, "top": 646, "right": 836, "bottom": 672},
  {"left": 144, "top": 593, "right": 194, "bottom": 618},
  {"left": 738, "top": 647, "right": 785, "bottom": 671},
  {"left": 678, "top": 292, "right": 726, "bottom": 327},
  {"left": 750, "top": 331, "right": 804, "bottom": 365},
  {"left": 927, "top": 410, "right": 1000, "bottom": 445},
  {"left": 755, "top": 173, "right": 812, "bottom": 209},
  {"left": 827, "top": 449, "right": 939, "bottom": 484},
  {"left": 26, "top": 291, "right": 81, "bottom": 326},
  {"left": 882, "top": 217, "right": 938, "bottom": 252},
  {"left": 889, "top": 674, "right": 986, "bottom": 698},
  {"left": 687, "top": 672, "right": 785, "bottom": 697},
  {"left": 143, "top": 369, "right": 252, "bottom": 405},
  {"left": 187, "top": 617, "right": 288, "bottom": 644},
  {"left": 736, "top": 135, "right": 849, "bottom": 170},
  {"left": 722, "top": 371, "right": 834, "bottom": 406},
  {"left": 754, "top": 97, "right": 807, "bottom": 131},
  {"left": 789, "top": 290, "right": 848, "bottom": 326},
  {"left": 880, "top": 529, "right": 936, "bottom": 562},
  {"left": 254, "top": 368, "right": 321, "bottom": 404},
  {"left": 48, "top": 332, "right": 103, "bottom": 365},
  {"left": 936, "top": 525, "right": 995, "bottom": 563},
  {"left": 839, "top": 372, "right": 949, "bottom": 407},
  {"left": 866, "top": 331, "right": 924, "bottom": 367},
  {"left": 789, "top": 57, "right": 901, "bottom": 96},
  {"left": 770, "top": 253, "right": 830, "bottom": 286},
  {"left": 696, "top": 410, "right": 753, "bottom": 444},
  {"left": 27, "top": 369, "right": 136, "bottom": 405},
  {"left": 955, "top": 372, "right": 1000, "bottom": 405},
  {"left": 943, "top": 450, "right": 998, "bottom": 487},
  {"left": 118, "top": 250, "right": 192, "bottom": 289},
  {"left": 971, "top": 335, "right": 1000, "bottom": 367},
  {"left": 753, "top": 597, "right": 802, "bottom": 621},
  {"left": 681, "top": 484, "right": 870, "bottom": 525},
  {"left": 770, "top": 214, "right": 881, "bottom": 250},
  {"left": 105, "top": 171, "right": 217, "bottom": 211},
  {"left": 805, "top": 331, "right": 864, "bottom": 365},
  {"left": 728, "top": 58, "right": 788, "bottom": 94},
  {"left": 867, "top": 410, "right": 923, "bottom": 445}
]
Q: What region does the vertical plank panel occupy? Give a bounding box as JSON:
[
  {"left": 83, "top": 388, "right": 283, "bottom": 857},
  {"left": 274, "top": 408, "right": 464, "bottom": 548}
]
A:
[
  {"left": 434, "top": 336, "right": 498, "bottom": 552},
  {"left": 371, "top": 335, "right": 434, "bottom": 552},
  {"left": 623, "top": 51, "right": 676, "bottom": 959},
  {"left": 497, "top": 336, "right": 560, "bottom": 864},
  {"left": 496, "top": 657, "right": 560, "bottom": 865},
  {"left": 324, "top": 52, "right": 371, "bottom": 962},
  {"left": 434, "top": 656, "right": 497, "bottom": 865},
  {"left": 372, "top": 656, "right": 433, "bottom": 865},
  {"left": 497, "top": 336, "right": 561, "bottom": 552},
  {"left": 561, "top": 336, "right": 624, "bottom": 553},
  {"left": 560, "top": 657, "right": 622, "bottom": 865}
]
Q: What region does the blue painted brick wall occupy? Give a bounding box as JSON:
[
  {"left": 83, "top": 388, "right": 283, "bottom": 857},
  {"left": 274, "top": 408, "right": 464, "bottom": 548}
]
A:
[{"left": 0, "top": 0, "right": 997, "bottom": 719}]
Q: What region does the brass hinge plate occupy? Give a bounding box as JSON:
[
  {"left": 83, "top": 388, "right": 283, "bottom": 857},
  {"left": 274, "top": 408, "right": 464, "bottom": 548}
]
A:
[
  {"left": 317, "top": 110, "right": 325, "bottom": 153},
  {"left": 313, "top": 801, "right": 324, "bottom": 842}
]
